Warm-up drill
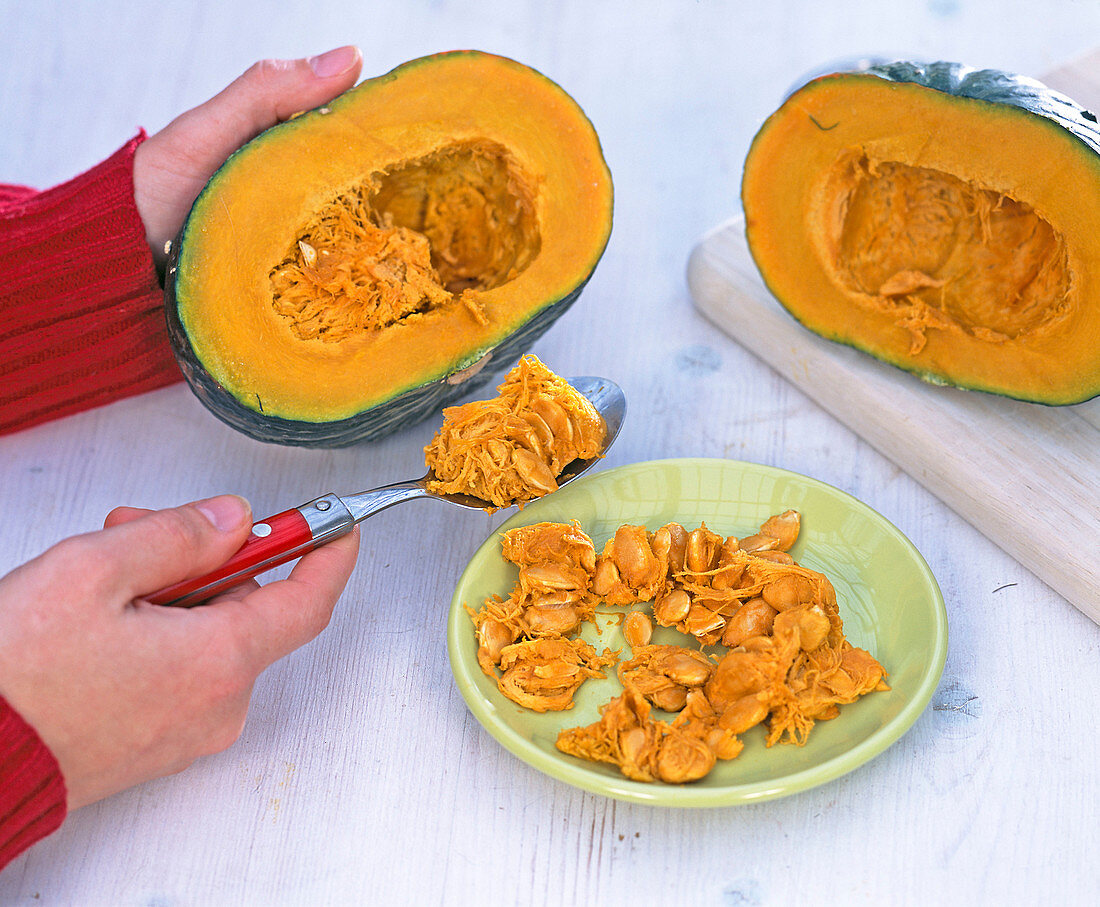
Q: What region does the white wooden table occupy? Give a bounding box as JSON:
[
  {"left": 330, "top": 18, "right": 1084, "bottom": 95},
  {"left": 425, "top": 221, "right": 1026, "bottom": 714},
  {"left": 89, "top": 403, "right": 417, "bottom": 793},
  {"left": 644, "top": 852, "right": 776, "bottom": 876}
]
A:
[{"left": 2, "top": 2, "right": 1098, "bottom": 904}]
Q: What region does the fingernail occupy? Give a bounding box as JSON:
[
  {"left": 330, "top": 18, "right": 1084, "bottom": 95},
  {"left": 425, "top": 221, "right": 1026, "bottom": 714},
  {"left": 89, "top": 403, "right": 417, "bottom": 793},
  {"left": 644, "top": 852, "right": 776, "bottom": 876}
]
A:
[
  {"left": 308, "top": 45, "right": 360, "bottom": 78},
  {"left": 196, "top": 495, "right": 250, "bottom": 533}
]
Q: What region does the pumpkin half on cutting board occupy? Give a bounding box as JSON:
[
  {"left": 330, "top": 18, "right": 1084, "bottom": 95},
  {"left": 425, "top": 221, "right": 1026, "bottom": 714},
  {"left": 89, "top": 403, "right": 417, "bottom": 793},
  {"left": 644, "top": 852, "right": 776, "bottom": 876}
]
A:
[
  {"left": 741, "top": 60, "right": 1100, "bottom": 405},
  {"left": 166, "top": 51, "right": 613, "bottom": 446}
]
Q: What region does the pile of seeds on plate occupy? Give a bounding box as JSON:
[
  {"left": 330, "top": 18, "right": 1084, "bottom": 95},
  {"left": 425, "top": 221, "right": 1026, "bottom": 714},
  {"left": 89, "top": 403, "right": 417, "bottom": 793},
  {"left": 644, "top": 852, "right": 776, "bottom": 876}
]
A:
[{"left": 466, "top": 511, "right": 889, "bottom": 784}]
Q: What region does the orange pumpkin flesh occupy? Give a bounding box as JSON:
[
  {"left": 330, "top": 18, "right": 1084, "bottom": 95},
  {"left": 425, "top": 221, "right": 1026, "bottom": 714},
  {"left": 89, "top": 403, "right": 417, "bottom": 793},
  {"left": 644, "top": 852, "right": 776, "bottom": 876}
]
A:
[
  {"left": 167, "top": 51, "right": 613, "bottom": 446},
  {"left": 742, "top": 69, "right": 1100, "bottom": 404}
]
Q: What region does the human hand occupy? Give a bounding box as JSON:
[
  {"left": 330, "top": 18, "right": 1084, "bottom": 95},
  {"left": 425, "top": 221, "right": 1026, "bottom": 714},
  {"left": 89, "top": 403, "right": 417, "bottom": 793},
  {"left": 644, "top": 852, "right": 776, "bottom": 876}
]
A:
[
  {"left": 133, "top": 45, "right": 363, "bottom": 269},
  {"left": 0, "top": 494, "right": 360, "bottom": 810}
]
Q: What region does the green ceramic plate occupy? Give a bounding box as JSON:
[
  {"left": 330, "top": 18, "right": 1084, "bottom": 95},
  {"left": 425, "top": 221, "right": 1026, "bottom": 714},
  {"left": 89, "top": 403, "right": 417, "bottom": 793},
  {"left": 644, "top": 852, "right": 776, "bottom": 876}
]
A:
[{"left": 447, "top": 458, "right": 947, "bottom": 806}]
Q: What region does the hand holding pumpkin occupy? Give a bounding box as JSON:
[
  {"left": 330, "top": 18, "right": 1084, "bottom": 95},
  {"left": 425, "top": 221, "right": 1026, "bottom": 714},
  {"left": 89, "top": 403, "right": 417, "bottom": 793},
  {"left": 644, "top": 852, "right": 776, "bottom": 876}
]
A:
[
  {"left": 133, "top": 45, "right": 363, "bottom": 267},
  {"left": 0, "top": 495, "right": 360, "bottom": 810}
]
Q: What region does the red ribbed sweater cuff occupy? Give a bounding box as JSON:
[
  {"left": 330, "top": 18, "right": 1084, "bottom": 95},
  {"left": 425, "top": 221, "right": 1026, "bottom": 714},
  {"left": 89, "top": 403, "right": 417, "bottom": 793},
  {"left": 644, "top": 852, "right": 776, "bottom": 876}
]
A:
[
  {"left": 0, "top": 696, "right": 66, "bottom": 871},
  {"left": 0, "top": 132, "right": 182, "bottom": 437}
]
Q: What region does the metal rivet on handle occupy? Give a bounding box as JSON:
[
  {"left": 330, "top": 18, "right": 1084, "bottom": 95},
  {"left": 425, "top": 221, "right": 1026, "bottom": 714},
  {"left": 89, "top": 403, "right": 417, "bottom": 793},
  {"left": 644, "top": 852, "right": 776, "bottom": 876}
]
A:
[
  {"left": 251, "top": 523, "right": 272, "bottom": 537},
  {"left": 316, "top": 500, "right": 332, "bottom": 511}
]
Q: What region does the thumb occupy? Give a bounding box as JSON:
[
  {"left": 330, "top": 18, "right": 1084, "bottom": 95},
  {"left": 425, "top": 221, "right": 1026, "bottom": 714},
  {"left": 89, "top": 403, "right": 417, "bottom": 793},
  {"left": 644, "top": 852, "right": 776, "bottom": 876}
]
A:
[
  {"left": 185, "top": 45, "right": 364, "bottom": 152},
  {"left": 134, "top": 45, "right": 363, "bottom": 259},
  {"left": 92, "top": 495, "right": 255, "bottom": 601}
]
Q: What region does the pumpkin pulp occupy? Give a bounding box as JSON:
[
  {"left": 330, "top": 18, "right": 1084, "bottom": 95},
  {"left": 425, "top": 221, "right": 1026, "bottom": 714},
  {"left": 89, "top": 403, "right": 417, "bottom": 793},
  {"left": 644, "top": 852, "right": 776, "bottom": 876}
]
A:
[
  {"left": 269, "top": 140, "right": 540, "bottom": 342},
  {"left": 823, "top": 153, "right": 1071, "bottom": 355}
]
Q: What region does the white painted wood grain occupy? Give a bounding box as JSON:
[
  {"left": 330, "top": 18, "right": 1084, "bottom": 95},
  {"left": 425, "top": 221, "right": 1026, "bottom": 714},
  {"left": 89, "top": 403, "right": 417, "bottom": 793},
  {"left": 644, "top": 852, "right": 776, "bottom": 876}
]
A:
[
  {"left": 1, "top": 2, "right": 1099, "bottom": 906},
  {"left": 688, "top": 220, "right": 1100, "bottom": 623}
]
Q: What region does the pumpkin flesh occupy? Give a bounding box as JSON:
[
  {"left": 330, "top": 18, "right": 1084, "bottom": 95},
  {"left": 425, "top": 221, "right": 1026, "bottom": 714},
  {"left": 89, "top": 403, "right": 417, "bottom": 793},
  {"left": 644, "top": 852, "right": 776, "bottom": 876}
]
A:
[
  {"left": 742, "top": 70, "right": 1100, "bottom": 404},
  {"left": 171, "top": 52, "right": 612, "bottom": 432}
]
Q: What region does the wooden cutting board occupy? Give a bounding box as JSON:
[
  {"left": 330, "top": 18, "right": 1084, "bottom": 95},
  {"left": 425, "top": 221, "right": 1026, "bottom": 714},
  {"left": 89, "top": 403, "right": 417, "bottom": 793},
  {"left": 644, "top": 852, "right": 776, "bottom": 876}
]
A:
[{"left": 688, "top": 51, "right": 1100, "bottom": 624}]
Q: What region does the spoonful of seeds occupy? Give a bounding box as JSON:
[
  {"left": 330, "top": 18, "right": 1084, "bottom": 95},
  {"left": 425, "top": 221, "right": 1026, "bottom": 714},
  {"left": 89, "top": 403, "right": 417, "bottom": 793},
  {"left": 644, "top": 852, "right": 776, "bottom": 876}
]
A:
[{"left": 148, "top": 355, "right": 625, "bottom": 607}]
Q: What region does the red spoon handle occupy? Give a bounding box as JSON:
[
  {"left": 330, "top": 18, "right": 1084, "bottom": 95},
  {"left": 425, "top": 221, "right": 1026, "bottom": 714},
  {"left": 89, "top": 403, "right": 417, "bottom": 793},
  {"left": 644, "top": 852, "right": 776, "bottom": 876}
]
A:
[{"left": 146, "top": 494, "right": 354, "bottom": 607}]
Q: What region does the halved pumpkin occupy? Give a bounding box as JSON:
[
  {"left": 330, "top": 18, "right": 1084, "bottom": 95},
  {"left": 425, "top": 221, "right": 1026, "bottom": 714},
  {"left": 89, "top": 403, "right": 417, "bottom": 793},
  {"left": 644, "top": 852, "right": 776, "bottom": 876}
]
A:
[
  {"left": 741, "top": 60, "right": 1100, "bottom": 405},
  {"left": 166, "top": 51, "right": 613, "bottom": 446}
]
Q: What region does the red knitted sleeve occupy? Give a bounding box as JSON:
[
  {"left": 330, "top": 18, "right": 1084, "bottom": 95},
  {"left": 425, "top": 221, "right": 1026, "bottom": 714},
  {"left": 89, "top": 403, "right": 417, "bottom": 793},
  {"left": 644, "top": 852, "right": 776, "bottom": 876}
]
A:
[
  {"left": 0, "top": 132, "right": 182, "bottom": 437},
  {"left": 0, "top": 696, "right": 67, "bottom": 871}
]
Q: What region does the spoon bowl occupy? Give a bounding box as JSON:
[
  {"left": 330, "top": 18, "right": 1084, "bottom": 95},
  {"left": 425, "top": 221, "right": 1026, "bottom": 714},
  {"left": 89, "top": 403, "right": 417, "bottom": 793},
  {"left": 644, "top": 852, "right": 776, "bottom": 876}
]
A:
[{"left": 407, "top": 375, "right": 627, "bottom": 510}]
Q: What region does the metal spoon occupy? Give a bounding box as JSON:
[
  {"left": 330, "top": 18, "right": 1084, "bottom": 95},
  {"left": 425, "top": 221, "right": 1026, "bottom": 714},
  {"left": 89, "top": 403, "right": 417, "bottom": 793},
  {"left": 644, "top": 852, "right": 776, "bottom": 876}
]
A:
[{"left": 148, "top": 376, "right": 626, "bottom": 607}]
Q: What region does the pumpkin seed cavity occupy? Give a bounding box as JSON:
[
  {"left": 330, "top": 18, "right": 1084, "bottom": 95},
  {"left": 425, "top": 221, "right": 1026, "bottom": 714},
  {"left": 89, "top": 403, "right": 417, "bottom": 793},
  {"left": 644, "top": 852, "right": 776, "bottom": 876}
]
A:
[
  {"left": 270, "top": 140, "right": 540, "bottom": 342},
  {"left": 823, "top": 153, "right": 1071, "bottom": 353}
]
